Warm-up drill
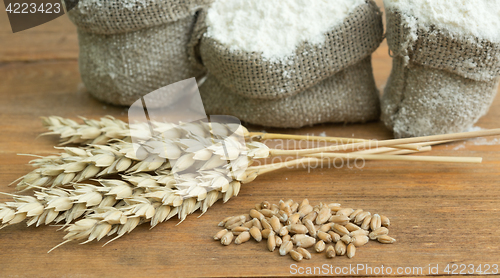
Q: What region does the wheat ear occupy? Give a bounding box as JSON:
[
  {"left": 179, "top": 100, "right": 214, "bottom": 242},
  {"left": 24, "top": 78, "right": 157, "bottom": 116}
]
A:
[
  {"left": 41, "top": 116, "right": 131, "bottom": 145},
  {"left": 0, "top": 181, "right": 138, "bottom": 229},
  {"left": 48, "top": 179, "right": 243, "bottom": 252},
  {"left": 18, "top": 122, "right": 262, "bottom": 191}
]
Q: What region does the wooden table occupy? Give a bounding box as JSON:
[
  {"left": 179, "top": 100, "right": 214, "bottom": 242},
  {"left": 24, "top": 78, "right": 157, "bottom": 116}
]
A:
[{"left": 1, "top": 2, "right": 499, "bottom": 277}]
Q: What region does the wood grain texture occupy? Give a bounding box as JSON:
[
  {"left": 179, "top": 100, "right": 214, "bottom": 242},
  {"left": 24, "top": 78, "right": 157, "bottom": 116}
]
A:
[
  {"left": 0, "top": 4, "right": 78, "bottom": 62},
  {"left": 1, "top": 0, "right": 500, "bottom": 277}
]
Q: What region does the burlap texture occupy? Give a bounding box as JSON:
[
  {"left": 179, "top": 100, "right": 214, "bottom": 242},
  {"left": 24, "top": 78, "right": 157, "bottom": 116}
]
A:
[
  {"left": 381, "top": 10, "right": 500, "bottom": 138},
  {"left": 197, "top": 0, "right": 383, "bottom": 100},
  {"left": 68, "top": 0, "right": 214, "bottom": 35},
  {"left": 69, "top": 0, "right": 211, "bottom": 106},
  {"left": 200, "top": 57, "right": 380, "bottom": 128}
]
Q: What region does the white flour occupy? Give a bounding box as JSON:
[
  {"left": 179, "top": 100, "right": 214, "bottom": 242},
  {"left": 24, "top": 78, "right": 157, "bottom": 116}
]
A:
[
  {"left": 466, "top": 126, "right": 485, "bottom": 132},
  {"left": 472, "top": 137, "right": 500, "bottom": 145},
  {"left": 205, "top": 0, "right": 366, "bottom": 61},
  {"left": 453, "top": 126, "right": 500, "bottom": 147},
  {"left": 384, "top": 0, "right": 500, "bottom": 42}
]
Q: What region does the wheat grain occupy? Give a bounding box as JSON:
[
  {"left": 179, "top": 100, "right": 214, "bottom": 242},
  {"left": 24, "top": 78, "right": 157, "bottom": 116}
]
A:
[
  {"left": 329, "top": 215, "right": 350, "bottom": 225},
  {"left": 214, "top": 229, "right": 228, "bottom": 240},
  {"left": 232, "top": 226, "right": 249, "bottom": 234},
  {"left": 260, "top": 218, "right": 272, "bottom": 230},
  {"left": 369, "top": 227, "right": 389, "bottom": 240},
  {"left": 328, "top": 231, "right": 341, "bottom": 243},
  {"left": 297, "top": 204, "right": 313, "bottom": 217},
  {"left": 242, "top": 220, "right": 254, "bottom": 229},
  {"left": 361, "top": 215, "right": 372, "bottom": 230},
  {"left": 287, "top": 224, "right": 308, "bottom": 234},
  {"left": 328, "top": 203, "right": 342, "bottom": 210},
  {"left": 346, "top": 243, "right": 356, "bottom": 258},
  {"left": 345, "top": 223, "right": 361, "bottom": 232},
  {"left": 332, "top": 223, "right": 349, "bottom": 236},
  {"left": 326, "top": 245, "right": 336, "bottom": 258},
  {"left": 267, "top": 230, "right": 276, "bottom": 251},
  {"left": 225, "top": 215, "right": 246, "bottom": 229},
  {"left": 317, "top": 231, "right": 332, "bottom": 243},
  {"left": 341, "top": 234, "right": 352, "bottom": 244},
  {"left": 287, "top": 213, "right": 300, "bottom": 225},
  {"left": 221, "top": 231, "right": 234, "bottom": 245},
  {"left": 269, "top": 216, "right": 282, "bottom": 233},
  {"left": 274, "top": 235, "right": 282, "bottom": 247},
  {"left": 235, "top": 231, "right": 251, "bottom": 244},
  {"left": 352, "top": 235, "right": 369, "bottom": 247},
  {"left": 249, "top": 226, "right": 262, "bottom": 242},
  {"left": 349, "top": 209, "right": 363, "bottom": 221},
  {"left": 298, "top": 199, "right": 309, "bottom": 211},
  {"left": 315, "top": 207, "right": 331, "bottom": 225},
  {"left": 261, "top": 229, "right": 272, "bottom": 239},
  {"left": 252, "top": 218, "right": 262, "bottom": 230},
  {"left": 295, "top": 235, "right": 316, "bottom": 248},
  {"left": 303, "top": 219, "right": 316, "bottom": 238},
  {"left": 289, "top": 250, "right": 303, "bottom": 262},
  {"left": 381, "top": 215, "right": 390, "bottom": 227},
  {"left": 336, "top": 208, "right": 354, "bottom": 217},
  {"left": 353, "top": 212, "right": 369, "bottom": 226},
  {"left": 350, "top": 229, "right": 369, "bottom": 237},
  {"left": 302, "top": 211, "right": 317, "bottom": 224},
  {"left": 277, "top": 210, "right": 288, "bottom": 223},
  {"left": 319, "top": 223, "right": 331, "bottom": 233},
  {"left": 260, "top": 201, "right": 271, "bottom": 209},
  {"left": 279, "top": 240, "right": 293, "bottom": 256},
  {"left": 297, "top": 247, "right": 311, "bottom": 260},
  {"left": 278, "top": 226, "right": 288, "bottom": 237},
  {"left": 260, "top": 209, "right": 274, "bottom": 218},
  {"left": 314, "top": 240, "right": 326, "bottom": 253},
  {"left": 335, "top": 240, "right": 346, "bottom": 256},
  {"left": 370, "top": 214, "right": 381, "bottom": 230},
  {"left": 353, "top": 211, "right": 371, "bottom": 225},
  {"left": 377, "top": 235, "right": 397, "bottom": 244},
  {"left": 291, "top": 234, "right": 307, "bottom": 244},
  {"left": 249, "top": 209, "right": 265, "bottom": 221}
]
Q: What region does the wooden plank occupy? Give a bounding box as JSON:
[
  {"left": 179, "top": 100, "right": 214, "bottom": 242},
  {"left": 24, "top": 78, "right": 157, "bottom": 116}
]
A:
[
  {"left": 0, "top": 6, "right": 78, "bottom": 62},
  {"left": 1, "top": 60, "right": 500, "bottom": 277}
]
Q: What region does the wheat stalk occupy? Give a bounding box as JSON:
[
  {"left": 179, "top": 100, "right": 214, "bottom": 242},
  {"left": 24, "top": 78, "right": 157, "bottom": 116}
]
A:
[{"left": 270, "top": 129, "right": 500, "bottom": 156}]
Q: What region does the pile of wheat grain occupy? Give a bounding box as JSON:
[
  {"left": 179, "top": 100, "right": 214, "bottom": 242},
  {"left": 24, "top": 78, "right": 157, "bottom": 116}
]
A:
[{"left": 214, "top": 199, "right": 395, "bottom": 261}]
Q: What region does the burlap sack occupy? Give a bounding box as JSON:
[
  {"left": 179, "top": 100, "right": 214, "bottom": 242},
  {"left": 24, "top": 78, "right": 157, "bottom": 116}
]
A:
[
  {"left": 68, "top": 0, "right": 213, "bottom": 106},
  {"left": 381, "top": 10, "right": 500, "bottom": 138},
  {"left": 196, "top": 0, "right": 384, "bottom": 100},
  {"left": 200, "top": 57, "right": 381, "bottom": 128}
]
